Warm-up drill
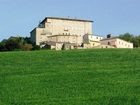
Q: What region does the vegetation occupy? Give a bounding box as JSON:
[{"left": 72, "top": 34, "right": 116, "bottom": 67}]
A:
[
  {"left": 0, "top": 33, "right": 140, "bottom": 52},
  {"left": 0, "top": 49, "right": 140, "bottom": 105},
  {"left": 119, "top": 33, "right": 140, "bottom": 47},
  {"left": 0, "top": 36, "right": 40, "bottom": 51}
]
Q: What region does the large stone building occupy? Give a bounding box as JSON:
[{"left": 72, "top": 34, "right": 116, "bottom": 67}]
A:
[
  {"left": 30, "top": 17, "right": 93, "bottom": 50},
  {"left": 30, "top": 17, "right": 133, "bottom": 50}
]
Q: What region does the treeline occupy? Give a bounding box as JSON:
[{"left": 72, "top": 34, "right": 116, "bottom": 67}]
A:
[
  {"left": 0, "top": 33, "right": 139, "bottom": 52},
  {"left": 118, "top": 33, "right": 140, "bottom": 48},
  {"left": 0, "top": 36, "right": 40, "bottom": 51}
]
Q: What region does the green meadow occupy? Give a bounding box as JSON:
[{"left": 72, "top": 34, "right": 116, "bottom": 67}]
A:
[{"left": 0, "top": 49, "right": 140, "bottom": 105}]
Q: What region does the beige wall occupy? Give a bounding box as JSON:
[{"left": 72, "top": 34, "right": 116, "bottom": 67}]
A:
[
  {"left": 83, "top": 34, "right": 103, "bottom": 43},
  {"left": 100, "top": 38, "right": 133, "bottom": 48},
  {"left": 46, "top": 18, "right": 92, "bottom": 36},
  {"left": 31, "top": 28, "right": 50, "bottom": 45},
  {"left": 47, "top": 35, "right": 81, "bottom": 44},
  {"left": 84, "top": 41, "right": 101, "bottom": 49},
  {"left": 30, "top": 18, "right": 93, "bottom": 46}
]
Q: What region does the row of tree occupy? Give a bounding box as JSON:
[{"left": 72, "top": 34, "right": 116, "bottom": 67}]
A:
[
  {"left": 0, "top": 33, "right": 140, "bottom": 52},
  {"left": 0, "top": 36, "right": 40, "bottom": 51},
  {"left": 118, "top": 33, "right": 140, "bottom": 48}
]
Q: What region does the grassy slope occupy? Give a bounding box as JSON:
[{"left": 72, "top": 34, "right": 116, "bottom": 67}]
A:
[{"left": 0, "top": 49, "right": 140, "bottom": 105}]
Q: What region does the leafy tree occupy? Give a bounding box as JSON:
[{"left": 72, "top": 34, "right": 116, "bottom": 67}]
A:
[
  {"left": 0, "top": 42, "right": 7, "bottom": 51},
  {"left": 5, "top": 38, "right": 21, "bottom": 51},
  {"left": 119, "top": 33, "right": 140, "bottom": 48},
  {"left": 119, "top": 33, "right": 133, "bottom": 42}
]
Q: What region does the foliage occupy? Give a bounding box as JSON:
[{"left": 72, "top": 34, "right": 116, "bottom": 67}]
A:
[
  {"left": 21, "top": 44, "right": 33, "bottom": 51},
  {"left": 119, "top": 33, "right": 140, "bottom": 48},
  {"left": 32, "top": 45, "right": 40, "bottom": 50},
  {"left": 0, "top": 36, "right": 39, "bottom": 51},
  {"left": 0, "top": 42, "right": 7, "bottom": 51},
  {"left": 5, "top": 37, "right": 22, "bottom": 51},
  {"left": 119, "top": 33, "right": 133, "bottom": 41},
  {"left": 61, "top": 44, "right": 65, "bottom": 50},
  {"left": 0, "top": 49, "right": 140, "bottom": 105}
]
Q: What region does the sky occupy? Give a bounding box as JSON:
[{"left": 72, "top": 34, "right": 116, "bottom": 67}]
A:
[{"left": 0, "top": 0, "right": 140, "bottom": 40}]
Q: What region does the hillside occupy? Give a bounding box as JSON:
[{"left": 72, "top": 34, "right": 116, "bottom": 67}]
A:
[{"left": 0, "top": 49, "right": 140, "bottom": 105}]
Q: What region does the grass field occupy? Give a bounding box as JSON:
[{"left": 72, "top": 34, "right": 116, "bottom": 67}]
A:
[{"left": 0, "top": 49, "right": 140, "bottom": 105}]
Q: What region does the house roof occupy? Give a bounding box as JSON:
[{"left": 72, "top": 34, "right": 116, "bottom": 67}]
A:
[{"left": 40, "top": 17, "right": 93, "bottom": 24}]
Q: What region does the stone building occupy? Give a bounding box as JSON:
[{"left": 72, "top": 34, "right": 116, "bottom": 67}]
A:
[
  {"left": 83, "top": 34, "right": 103, "bottom": 48},
  {"left": 30, "top": 17, "right": 134, "bottom": 50},
  {"left": 100, "top": 37, "right": 133, "bottom": 48},
  {"left": 30, "top": 17, "right": 93, "bottom": 50}
]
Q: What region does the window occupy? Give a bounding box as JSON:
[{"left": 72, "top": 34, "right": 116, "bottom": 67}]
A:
[
  {"left": 108, "top": 42, "right": 110, "bottom": 45},
  {"left": 64, "top": 27, "right": 68, "bottom": 31},
  {"left": 41, "top": 30, "right": 46, "bottom": 35}
]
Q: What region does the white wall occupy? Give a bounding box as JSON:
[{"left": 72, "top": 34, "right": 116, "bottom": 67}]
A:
[{"left": 100, "top": 38, "right": 133, "bottom": 48}]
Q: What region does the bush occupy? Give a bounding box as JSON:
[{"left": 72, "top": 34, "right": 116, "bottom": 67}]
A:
[
  {"left": 5, "top": 38, "right": 21, "bottom": 51},
  {"left": 0, "top": 42, "right": 7, "bottom": 51},
  {"left": 21, "top": 44, "right": 33, "bottom": 51},
  {"left": 32, "top": 45, "right": 40, "bottom": 50}
]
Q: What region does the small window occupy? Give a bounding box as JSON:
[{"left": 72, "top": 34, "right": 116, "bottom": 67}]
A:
[{"left": 108, "top": 42, "right": 110, "bottom": 45}]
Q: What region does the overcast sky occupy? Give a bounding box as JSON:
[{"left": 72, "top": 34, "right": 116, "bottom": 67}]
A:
[{"left": 0, "top": 0, "right": 140, "bottom": 40}]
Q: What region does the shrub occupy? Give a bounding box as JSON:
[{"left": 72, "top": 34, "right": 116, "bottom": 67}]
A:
[
  {"left": 32, "top": 45, "right": 40, "bottom": 50},
  {"left": 21, "top": 44, "right": 33, "bottom": 51}
]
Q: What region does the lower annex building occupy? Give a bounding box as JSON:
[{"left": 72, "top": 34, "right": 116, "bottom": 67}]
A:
[{"left": 30, "top": 17, "right": 133, "bottom": 50}]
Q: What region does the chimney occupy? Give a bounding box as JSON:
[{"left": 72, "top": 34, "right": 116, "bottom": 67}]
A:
[{"left": 107, "top": 34, "right": 111, "bottom": 38}]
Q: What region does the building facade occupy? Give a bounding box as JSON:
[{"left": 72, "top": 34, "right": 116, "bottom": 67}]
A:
[
  {"left": 83, "top": 34, "right": 103, "bottom": 48},
  {"left": 100, "top": 37, "right": 133, "bottom": 48},
  {"left": 30, "top": 17, "right": 93, "bottom": 49},
  {"left": 30, "top": 17, "right": 133, "bottom": 50}
]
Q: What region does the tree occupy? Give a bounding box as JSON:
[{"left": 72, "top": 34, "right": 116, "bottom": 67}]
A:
[
  {"left": 0, "top": 42, "right": 7, "bottom": 51},
  {"left": 5, "top": 38, "right": 21, "bottom": 51},
  {"left": 119, "top": 33, "right": 140, "bottom": 48},
  {"left": 119, "top": 33, "right": 133, "bottom": 42}
]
